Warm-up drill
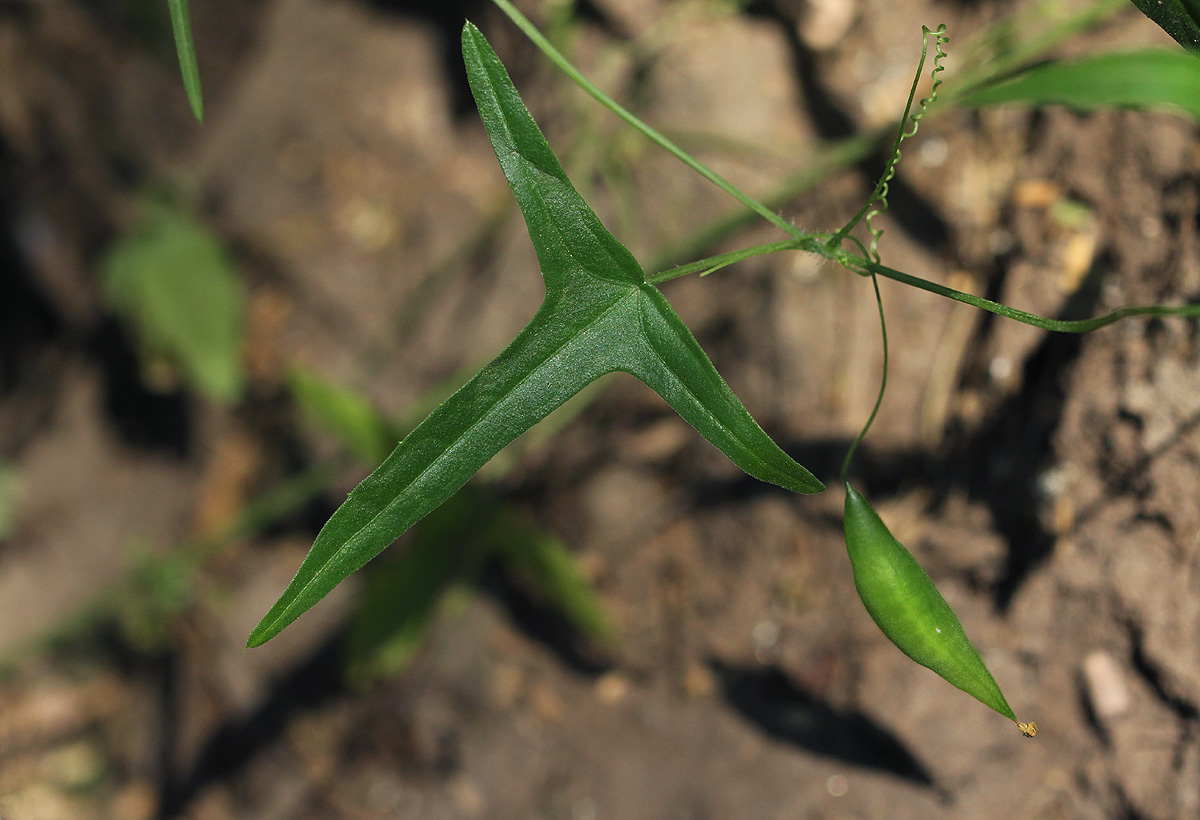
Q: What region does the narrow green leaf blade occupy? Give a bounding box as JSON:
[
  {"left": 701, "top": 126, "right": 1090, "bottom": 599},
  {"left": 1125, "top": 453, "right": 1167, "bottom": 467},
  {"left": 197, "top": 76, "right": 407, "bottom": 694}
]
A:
[
  {"left": 463, "top": 21, "right": 821, "bottom": 494},
  {"left": 167, "top": 0, "right": 203, "bottom": 121},
  {"left": 488, "top": 508, "right": 615, "bottom": 645},
  {"left": 1129, "top": 0, "right": 1200, "bottom": 56},
  {"left": 461, "top": 22, "right": 644, "bottom": 291},
  {"left": 249, "top": 26, "right": 638, "bottom": 648},
  {"left": 0, "top": 462, "right": 21, "bottom": 541},
  {"left": 288, "top": 367, "right": 395, "bottom": 464},
  {"left": 960, "top": 50, "right": 1200, "bottom": 122}
]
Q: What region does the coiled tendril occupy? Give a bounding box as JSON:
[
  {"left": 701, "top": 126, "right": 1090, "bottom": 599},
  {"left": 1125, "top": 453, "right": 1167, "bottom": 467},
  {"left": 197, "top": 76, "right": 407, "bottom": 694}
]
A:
[
  {"left": 863, "top": 25, "right": 948, "bottom": 262},
  {"left": 827, "top": 25, "right": 949, "bottom": 263}
]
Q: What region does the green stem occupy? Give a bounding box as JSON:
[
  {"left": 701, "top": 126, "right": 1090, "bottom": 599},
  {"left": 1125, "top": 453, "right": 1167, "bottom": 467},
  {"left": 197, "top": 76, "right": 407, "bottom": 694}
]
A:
[
  {"left": 840, "top": 273, "right": 888, "bottom": 484},
  {"left": 647, "top": 237, "right": 820, "bottom": 285},
  {"left": 846, "top": 254, "right": 1200, "bottom": 331},
  {"left": 654, "top": 236, "right": 1200, "bottom": 337},
  {"left": 489, "top": 0, "right": 806, "bottom": 242},
  {"left": 646, "top": 131, "right": 886, "bottom": 272}
]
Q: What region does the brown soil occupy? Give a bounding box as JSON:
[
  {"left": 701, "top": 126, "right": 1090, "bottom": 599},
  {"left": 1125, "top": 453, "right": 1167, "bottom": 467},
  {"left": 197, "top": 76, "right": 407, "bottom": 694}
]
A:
[{"left": 2, "top": 0, "right": 1199, "bottom": 818}]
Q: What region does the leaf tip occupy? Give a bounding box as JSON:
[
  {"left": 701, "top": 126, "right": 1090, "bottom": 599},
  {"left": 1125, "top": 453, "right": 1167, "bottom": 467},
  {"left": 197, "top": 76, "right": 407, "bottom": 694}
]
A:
[
  {"left": 247, "top": 612, "right": 284, "bottom": 648},
  {"left": 799, "top": 474, "right": 825, "bottom": 494},
  {"left": 185, "top": 81, "right": 204, "bottom": 122},
  {"left": 462, "top": 20, "right": 483, "bottom": 48}
]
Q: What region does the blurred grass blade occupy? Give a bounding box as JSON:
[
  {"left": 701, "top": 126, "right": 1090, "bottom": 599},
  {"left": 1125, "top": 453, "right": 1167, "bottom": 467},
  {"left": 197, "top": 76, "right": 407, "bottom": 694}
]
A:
[
  {"left": 288, "top": 367, "right": 396, "bottom": 463},
  {"left": 1129, "top": 0, "right": 1200, "bottom": 56},
  {"left": 487, "top": 509, "right": 614, "bottom": 645},
  {"left": 118, "top": 544, "right": 198, "bottom": 650},
  {"left": 345, "top": 491, "right": 487, "bottom": 684},
  {"left": 0, "top": 462, "right": 21, "bottom": 541},
  {"left": 246, "top": 22, "right": 820, "bottom": 648},
  {"left": 960, "top": 50, "right": 1200, "bottom": 121},
  {"left": 102, "top": 202, "right": 245, "bottom": 403},
  {"left": 167, "top": 0, "right": 203, "bottom": 121}
]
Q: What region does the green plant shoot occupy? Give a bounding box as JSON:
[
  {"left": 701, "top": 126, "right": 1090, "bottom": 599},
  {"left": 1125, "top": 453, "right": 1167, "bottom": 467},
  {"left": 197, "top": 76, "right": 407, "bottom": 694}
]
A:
[
  {"left": 245, "top": 3, "right": 1200, "bottom": 738},
  {"left": 831, "top": 26, "right": 1033, "bottom": 734}
]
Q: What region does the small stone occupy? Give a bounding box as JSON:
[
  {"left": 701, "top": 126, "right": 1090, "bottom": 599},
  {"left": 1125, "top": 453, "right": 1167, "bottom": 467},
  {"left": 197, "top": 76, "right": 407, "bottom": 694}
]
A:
[
  {"left": 1082, "top": 651, "right": 1129, "bottom": 721},
  {"left": 531, "top": 683, "right": 566, "bottom": 723},
  {"left": 451, "top": 777, "right": 486, "bottom": 820},
  {"left": 1013, "top": 179, "right": 1061, "bottom": 208},
  {"left": 490, "top": 664, "right": 523, "bottom": 709},
  {"left": 682, "top": 662, "right": 716, "bottom": 699},
  {"left": 594, "top": 672, "right": 631, "bottom": 704}
]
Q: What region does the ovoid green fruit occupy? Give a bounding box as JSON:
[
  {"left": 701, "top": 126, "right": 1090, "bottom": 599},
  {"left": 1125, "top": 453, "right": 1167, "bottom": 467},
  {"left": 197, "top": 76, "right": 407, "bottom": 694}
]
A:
[{"left": 844, "top": 483, "right": 1035, "bottom": 737}]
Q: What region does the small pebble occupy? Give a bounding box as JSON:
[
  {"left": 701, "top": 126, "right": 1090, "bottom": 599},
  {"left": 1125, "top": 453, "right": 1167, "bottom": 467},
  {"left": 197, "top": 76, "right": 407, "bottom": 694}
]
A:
[{"left": 1083, "top": 650, "right": 1129, "bottom": 720}]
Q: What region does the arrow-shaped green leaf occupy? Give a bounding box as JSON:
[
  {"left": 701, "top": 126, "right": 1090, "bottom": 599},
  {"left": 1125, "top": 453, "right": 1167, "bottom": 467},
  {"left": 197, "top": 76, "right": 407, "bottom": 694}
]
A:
[{"left": 247, "top": 22, "right": 822, "bottom": 647}]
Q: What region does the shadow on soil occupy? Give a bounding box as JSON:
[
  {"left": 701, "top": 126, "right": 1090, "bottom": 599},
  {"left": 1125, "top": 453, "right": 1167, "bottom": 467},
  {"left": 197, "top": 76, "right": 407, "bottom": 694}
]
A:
[{"left": 711, "top": 660, "right": 936, "bottom": 787}]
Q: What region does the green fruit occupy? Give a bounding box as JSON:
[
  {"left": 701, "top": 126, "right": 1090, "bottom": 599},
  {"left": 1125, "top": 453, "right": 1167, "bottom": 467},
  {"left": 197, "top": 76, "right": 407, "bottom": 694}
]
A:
[{"left": 843, "top": 482, "right": 1030, "bottom": 731}]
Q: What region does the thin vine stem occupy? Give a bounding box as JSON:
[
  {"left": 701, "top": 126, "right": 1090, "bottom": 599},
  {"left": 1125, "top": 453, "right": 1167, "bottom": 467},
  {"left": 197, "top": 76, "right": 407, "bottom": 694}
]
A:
[
  {"left": 489, "top": 0, "right": 806, "bottom": 243},
  {"left": 648, "top": 238, "right": 818, "bottom": 285},
  {"left": 645, "top": 0, "right": 1126, "bottom": 272},
  {"left": 645, "top": 131, "right": 888, "bottom": 273},
  {"left": 653, "top": 236, "right": 1200, "bottom": 336},
  {"left": 840, "top": 273, "right": 888, "bottom": 484},
  {"left": 846, "top": 255, "right": 1200, "bottom": 331}
]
